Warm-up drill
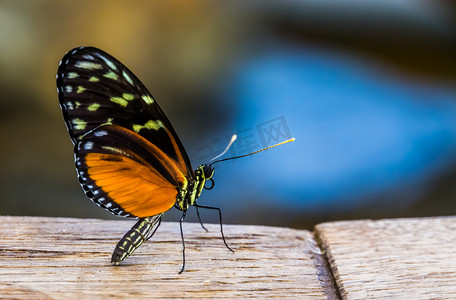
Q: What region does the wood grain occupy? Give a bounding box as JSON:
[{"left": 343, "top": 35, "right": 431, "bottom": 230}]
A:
[
  {"left": 316, "top": 217, "right": 456, "bottom": 299},
  {"left": 0, "top": 216, "right": 334, "bottom": 299}
]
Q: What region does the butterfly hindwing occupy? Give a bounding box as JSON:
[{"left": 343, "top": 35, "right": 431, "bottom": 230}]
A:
[
  {"left": 57, "top": 46, "right": 193, "bottom": 176},
  {"left": 76, "top": 124, "right": 187, "bottom": 218}
]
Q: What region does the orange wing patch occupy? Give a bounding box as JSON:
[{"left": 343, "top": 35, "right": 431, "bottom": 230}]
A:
[
  {"left": 85, "top": 152, "right": 177, "bottom": 218},
  {"left": 76, "top": 124, "right": 190, "bottom": 218}
]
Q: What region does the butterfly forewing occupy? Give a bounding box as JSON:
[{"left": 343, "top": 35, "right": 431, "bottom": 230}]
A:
[{"left": 57, "top": 47, "right": 192, "bottom": 175}]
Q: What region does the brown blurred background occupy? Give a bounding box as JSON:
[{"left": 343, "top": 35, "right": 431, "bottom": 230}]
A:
[{"left": 1, "top": 1, "right": 456, "bottom": 229}]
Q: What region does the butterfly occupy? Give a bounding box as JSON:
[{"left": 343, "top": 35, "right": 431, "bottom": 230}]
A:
[{"left": 56, "top": 46, "right": 294, "bottom": 273}]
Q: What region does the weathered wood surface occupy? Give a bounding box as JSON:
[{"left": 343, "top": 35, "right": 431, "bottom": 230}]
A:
[
  {"left": 315, "top": 216, "right": 456, "bottom": 299},
  {"left": 0, "top": 216, "right": 334, "bottom": 299},
  {"left": 2, "top": 215, "right": 456, "bottom": 299}
]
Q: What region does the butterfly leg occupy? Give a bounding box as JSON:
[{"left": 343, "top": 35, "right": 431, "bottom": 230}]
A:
[
  {"left": 146, "top": 217, "right": 162, "bottom": 241},
  {"left": 194, "top": 204, "right": 234, "bottom": 253},
  {"left": 178, "top": 210, "right": 187, "bottom": 274},
  {"left": 195, "top": 206, "right": 208, "bottom": 232}
]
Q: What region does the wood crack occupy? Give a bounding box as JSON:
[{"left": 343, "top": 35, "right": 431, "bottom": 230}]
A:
[{"left": 311, "top": 229, "right": 342, "bottom": 300}]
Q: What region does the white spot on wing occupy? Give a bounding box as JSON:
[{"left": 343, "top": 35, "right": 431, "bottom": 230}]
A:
[
  {"left": 123, "top": 71, "right": 134, "bottom": 85},
  {"left": 84, "top": 141, "right": 94, "bottom": 150},
  {"left": 96, "top": 53, "right": 117, "bottom": 71},
  {"left": 94, "top": 130, "right": 107, "bottom": 137}
]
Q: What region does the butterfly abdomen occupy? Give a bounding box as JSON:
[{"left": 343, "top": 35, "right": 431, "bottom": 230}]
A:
[{"left": 111, "top": 215, "right": 162, "bottom": 265}]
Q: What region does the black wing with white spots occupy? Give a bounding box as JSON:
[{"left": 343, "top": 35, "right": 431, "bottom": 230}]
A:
[{"left": 56, "top": 46, "right": 193, "bottom": 175}]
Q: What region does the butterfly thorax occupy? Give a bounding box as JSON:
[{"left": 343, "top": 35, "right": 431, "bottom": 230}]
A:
[{"left": 175, "top": 164, "right": 214, "bottom": 211}]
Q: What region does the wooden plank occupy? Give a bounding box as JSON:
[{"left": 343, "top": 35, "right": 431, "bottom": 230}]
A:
[
  {"left": 0, "top": 216, "right": 334, "bottom": 299},
  {"left": 315, "top": 217, "right": 456, "bottom": 299}
]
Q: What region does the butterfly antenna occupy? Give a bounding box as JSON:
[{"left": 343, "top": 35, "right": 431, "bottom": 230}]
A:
[
  {"left": 209, "top": 134, "right": 238, "bottom": 163},
  {"left": 210, "top": 137, "right": 295, "bottom": 167}
]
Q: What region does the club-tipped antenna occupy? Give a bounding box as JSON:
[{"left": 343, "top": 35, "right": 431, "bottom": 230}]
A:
[
  {"left": 210, "top": 137, "right": 295, "bottom": 167},
  {"left": 209, "top": 134, "right": 238, "bottom": 163}
]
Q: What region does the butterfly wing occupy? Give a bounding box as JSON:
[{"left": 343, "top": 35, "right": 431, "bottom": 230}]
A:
[
  {"left": 57, "top": 47, "right": 192, "bottom": 218},
  {"left": 76, "top": 124, "right": 187, "bottom": 218},
  {"left": 57, "top": 46, "right": 193, "bottom": 175}
]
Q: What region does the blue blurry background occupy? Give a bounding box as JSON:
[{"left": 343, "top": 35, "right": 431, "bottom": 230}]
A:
[{"left": 0, "top": 1, "right": 455, "bottom": 228}]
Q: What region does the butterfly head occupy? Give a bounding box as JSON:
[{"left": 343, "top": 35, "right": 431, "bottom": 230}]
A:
[
  {"left": 202, "top": 164, "right": 215, "bottom": 180},
  {"left": 195, "top": 164, "right": 215, "bottom": 190},
  {"left": 191, "top": 164, "right": 215, "bottom": 202}
]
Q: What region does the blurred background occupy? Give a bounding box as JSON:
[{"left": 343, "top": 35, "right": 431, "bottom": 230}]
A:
[{"left": 1, "top": 0, "right": 456, "bottom": 229}]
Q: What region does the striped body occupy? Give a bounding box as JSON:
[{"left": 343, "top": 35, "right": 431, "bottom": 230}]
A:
[{"left": 112, "top": 214, "right": 162, "bottom": 264}]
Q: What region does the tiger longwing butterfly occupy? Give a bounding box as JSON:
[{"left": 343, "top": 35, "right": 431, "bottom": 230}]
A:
[{"left": 56, "top": 46, "right": 294, "bottom": 273}]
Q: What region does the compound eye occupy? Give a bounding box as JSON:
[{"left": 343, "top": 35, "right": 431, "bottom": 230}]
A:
[{"left": 203, "top": 164, "right": 214, "bottom": 179}]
